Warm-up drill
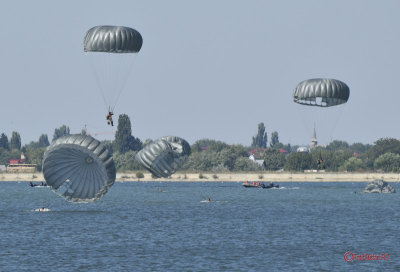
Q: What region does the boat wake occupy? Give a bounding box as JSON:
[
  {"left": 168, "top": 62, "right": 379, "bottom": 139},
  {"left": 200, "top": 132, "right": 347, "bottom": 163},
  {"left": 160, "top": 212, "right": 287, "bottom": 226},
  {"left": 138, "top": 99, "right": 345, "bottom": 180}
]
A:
[
  {"left": 31, "top": 208, "right": 51, "bottom": 212},
  {"left": 269, "top": 186, "right": 300, "bottom": 190}
]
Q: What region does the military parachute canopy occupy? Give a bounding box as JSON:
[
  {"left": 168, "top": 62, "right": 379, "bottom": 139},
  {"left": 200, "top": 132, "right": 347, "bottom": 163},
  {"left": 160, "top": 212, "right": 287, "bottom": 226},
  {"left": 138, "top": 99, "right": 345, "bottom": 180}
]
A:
[
  {"left": 42, "top": 134, "right": 116, "bottom": 203},
  {"left": 135, "top": 136, "right": 191, "bottom": 178},
  {"left": 293, "top": 78, "right": 350, "bottom": 107},
  {"left": 84, "top": 25, "right": 143, "bottom": 53}
]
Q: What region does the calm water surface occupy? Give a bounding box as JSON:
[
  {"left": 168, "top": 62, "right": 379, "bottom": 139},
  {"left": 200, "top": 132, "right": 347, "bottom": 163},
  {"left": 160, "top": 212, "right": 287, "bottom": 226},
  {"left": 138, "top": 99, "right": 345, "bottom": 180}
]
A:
[{"left": 0, "top": 181, "right": 399, "bottom": 271}]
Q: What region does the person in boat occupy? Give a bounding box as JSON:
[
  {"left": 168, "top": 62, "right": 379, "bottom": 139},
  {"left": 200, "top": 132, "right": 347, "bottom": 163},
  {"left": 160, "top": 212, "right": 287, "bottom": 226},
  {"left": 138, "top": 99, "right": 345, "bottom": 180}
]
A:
[
  {"left": 207, "top": 198, "right": 211, "bottom": 202},
  {"left": 106, "top": 111, "right": 114, "bottom": 126}
]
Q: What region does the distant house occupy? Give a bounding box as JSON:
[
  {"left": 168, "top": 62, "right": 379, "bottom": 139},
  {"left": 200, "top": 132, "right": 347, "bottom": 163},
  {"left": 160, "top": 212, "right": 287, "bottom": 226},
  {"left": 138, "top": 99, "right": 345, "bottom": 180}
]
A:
[
  {"left": 0, "top": 165, "right": 6, "bottom": 172},
  {"left": 7, "top": 153, "right": 36, "bottom": 173},
  {"left": 279, "top": 148, "right": 288, "bottom": 154},
  {"left": 249, "top": 154, "right": 266, "bottom": 167},
  {"left": 9, "top": 159, "right": 19, "bottom": 164},
  {"left": 249, "top": 148, "right": 266, "bottom": 159},
  {"left": 297, "top": 146, "right": 309, "bottom": 153}
]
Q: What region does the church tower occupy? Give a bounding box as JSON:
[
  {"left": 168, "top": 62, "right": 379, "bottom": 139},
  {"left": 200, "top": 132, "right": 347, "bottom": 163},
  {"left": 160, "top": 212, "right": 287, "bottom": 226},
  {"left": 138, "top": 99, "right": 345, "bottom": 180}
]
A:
[{"left": 311, "top": 124, "right": 318, "bottom": 148}]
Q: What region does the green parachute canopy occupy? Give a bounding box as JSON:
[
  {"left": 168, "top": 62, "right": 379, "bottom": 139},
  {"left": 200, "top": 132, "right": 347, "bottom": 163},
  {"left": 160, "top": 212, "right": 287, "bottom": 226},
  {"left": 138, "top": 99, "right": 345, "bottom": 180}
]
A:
[
  {"left": 293, "top": 78, "right": 350, "bottom": 107},
  {"left": 135, "top": 136, "right": 191, "bottom": 178},
  {"left": 42, "top": 134, "right": 116, "bottom": 203}
]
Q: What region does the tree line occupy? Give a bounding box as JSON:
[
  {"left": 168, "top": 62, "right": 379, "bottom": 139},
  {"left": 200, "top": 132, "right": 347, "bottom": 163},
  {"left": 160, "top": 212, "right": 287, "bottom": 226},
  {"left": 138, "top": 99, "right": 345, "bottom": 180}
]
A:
[{"left": 1, "top": 119, "right": 400, "bottom": 173}]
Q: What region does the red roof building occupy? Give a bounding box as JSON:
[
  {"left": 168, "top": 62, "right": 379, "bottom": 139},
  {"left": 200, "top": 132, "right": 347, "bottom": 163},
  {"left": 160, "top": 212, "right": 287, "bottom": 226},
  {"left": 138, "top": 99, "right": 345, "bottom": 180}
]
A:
[{"left": 9, "top": 159, "right": 19, "bottom": 164}]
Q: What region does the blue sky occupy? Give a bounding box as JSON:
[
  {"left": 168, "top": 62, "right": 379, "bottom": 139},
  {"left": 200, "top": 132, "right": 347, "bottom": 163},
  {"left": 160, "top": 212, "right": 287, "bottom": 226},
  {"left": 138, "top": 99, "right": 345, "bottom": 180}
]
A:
[{"left": 1, "top": 0, "right": 399, "bottom": 146}]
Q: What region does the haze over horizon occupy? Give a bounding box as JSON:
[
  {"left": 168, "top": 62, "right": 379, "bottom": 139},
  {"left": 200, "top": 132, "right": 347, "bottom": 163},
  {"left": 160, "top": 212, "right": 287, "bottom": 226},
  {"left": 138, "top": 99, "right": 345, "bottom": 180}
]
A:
[{"left": 1, "top": 1, "right": 399, "bottom": 147}]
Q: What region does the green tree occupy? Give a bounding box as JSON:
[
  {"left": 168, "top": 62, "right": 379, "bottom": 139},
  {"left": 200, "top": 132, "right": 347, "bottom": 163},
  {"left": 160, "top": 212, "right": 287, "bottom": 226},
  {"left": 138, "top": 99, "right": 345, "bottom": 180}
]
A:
[
  {"left": 113, "top": 151, "right": 143, "bottom": 171},
  {"left": 251, "top": 122, "right": 267, "bottom": 148},
  {"left": 219, "top": 145, "right": 249, "bottom": 171},
  {"left": 270, "top": 131, "right": 281, "bottom": 148},
  {"left": 0, "top": 133, "right": 9, "bottom": 150},
  {"left": 10, "top": 131, "right": 21, "bottom": 151},
  {"left": 233, "top": 157, "right": 262, "bottom": 171},
  {"left": 52, "top": 125, "right": 70, "bottom": 142},
  {"left": 340, "top": 157, "right": 364, "bottom": 172},
  {"left": 284, "top": 152, "right": 312, "bottom": 171},
  {"left": 191, "top": 139, "right": 229, "bottom": 153},
  {"left": 114, "top": 114, "right": 142, "bottom": 153},
  {"left": 25, "top": 147, "right": 46, "bottom": 171},
  {"left": 326, "top": 140, "right": 349, "bottom": 151},
  {"left": 374, "top": 153, "right": 400, "bottom": 172},
  {"left": 0, "top": 148, "right": 21, "bottom": 165},
  {"left": 367, "top": 138, "right": 400, "bottom": 158},
  {"left": 24, "top": 141, "right": 40, "bottom": 149},
  {"left": 365, "top": 138, "right": 400, "bottom": 169},
  {"left": 38, "top": 134, "right": 50, "bottom": 147},
  {"left": 263, "top": 149, "right": 286, "bottom": 170},
  {"left": 310, "top": 148, "right": 352, "bottom": 171},
  {"left": 349, "top": 142, "right": 371, "bottom": 154}
]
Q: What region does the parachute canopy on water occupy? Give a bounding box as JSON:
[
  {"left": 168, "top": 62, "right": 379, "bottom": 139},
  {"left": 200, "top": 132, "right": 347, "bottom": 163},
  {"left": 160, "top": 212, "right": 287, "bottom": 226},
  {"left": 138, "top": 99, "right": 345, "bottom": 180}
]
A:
[
  {"left": 42, "top": 134, "right": 116, "bottom": 203},
  {"left": 84, "top": 25, "right": 143, "bottom": 53},
  {"left": 293, "top": 78, "right": 350, "bottom": 107},
  {"left": 135, "top": 136, "right": 191, "bottom": 178}
]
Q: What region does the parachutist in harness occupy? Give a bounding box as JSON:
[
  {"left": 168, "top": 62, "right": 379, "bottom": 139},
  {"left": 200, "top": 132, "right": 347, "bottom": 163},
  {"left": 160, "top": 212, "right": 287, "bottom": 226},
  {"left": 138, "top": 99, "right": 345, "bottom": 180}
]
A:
[
  {"left": 106, "top": 111, "right": 114, "bottom": 126},
  {"left": 317, "top": 153, "right": 325, "bottom": 169}
]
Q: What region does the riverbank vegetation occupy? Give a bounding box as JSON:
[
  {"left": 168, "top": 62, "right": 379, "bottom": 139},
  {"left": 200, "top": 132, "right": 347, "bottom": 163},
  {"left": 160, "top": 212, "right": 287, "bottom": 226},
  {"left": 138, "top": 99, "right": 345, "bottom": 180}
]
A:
[{"left": 1, "top": 116, "right": 400, "bottom": 174}]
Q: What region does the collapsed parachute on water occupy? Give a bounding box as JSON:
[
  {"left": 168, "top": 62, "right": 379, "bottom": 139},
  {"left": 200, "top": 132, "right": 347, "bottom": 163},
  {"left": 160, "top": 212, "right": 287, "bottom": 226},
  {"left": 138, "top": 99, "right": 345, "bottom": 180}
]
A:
[
  {"left": 135, "top": 136, "right": 191, "bottom": 178},
  {"left": 42, "top": 134, "right": 116, "bottom": 203},
  {"left": 84, "top": 25, "right": 143, "bottom": 112},
  {"left": 293, "top": 78, "right": 350, "bottom": 107}
]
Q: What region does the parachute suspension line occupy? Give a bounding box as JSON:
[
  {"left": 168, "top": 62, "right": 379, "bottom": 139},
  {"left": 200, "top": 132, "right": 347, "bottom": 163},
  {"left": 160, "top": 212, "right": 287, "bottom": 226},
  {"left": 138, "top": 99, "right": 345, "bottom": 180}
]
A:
[
  {"left": 84, "top": 26, "right": 143, "bottom": 114},
  {"left": 295, "top": 104, "right": 314, "bottom": 141},
  {"left": 109, "top": 55, "right": 138, "bottom": 112},
  {"left": 87, "top": 54, "right": 111, "bottom": 112},
  {"left": 327, "top": 105, "right": 346, "bottom": 142}
]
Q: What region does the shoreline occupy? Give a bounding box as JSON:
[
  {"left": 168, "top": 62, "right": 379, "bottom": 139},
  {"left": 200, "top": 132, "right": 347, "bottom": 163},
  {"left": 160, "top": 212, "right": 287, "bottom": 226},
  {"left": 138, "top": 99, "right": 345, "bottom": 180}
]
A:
[{"left": 1, "top": 172, "right": 400, "bottom": 183}]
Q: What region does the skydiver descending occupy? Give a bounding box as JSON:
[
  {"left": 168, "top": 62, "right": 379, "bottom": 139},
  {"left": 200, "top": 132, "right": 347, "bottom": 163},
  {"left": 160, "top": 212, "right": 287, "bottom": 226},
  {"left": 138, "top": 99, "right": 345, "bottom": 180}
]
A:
[
  {"left": 84, "top": 26, "right": 142, "bottom": 128},
  {"left": 317, "top": 153, "right": 325, "bottom": 169},
  {"left": 106, "top": 111, "right": 114, "bottom": 126}
]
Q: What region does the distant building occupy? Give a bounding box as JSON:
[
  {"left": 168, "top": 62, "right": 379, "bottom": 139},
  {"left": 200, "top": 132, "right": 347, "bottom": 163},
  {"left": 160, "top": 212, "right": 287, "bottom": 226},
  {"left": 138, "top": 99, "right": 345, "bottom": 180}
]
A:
[
  {"left": 0, "top": 165, "right": 6, "bottom": 172},
  {"left": 7, "top": 164, "right": 36, "bottom": 173},
  {"left": 9, "top": 159, "right": 19, "bottom": 164},
  {"left": 297, "top": 146, "right": 309, "bottom": 153},
  {"left": 7, "top": 153, "right": 36, "bottom": 173},
  {"left": 279, "top": 148, "right": 288, "bottom": 154},
  {"left": 249, "top": 148, "right": 266, "bottom": 159},
  {"left": 311, "top": 125, "right": 318, "bottom": 148},
  {"left": 249, "top": 154, "right": 266, "bottom": 167}
]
